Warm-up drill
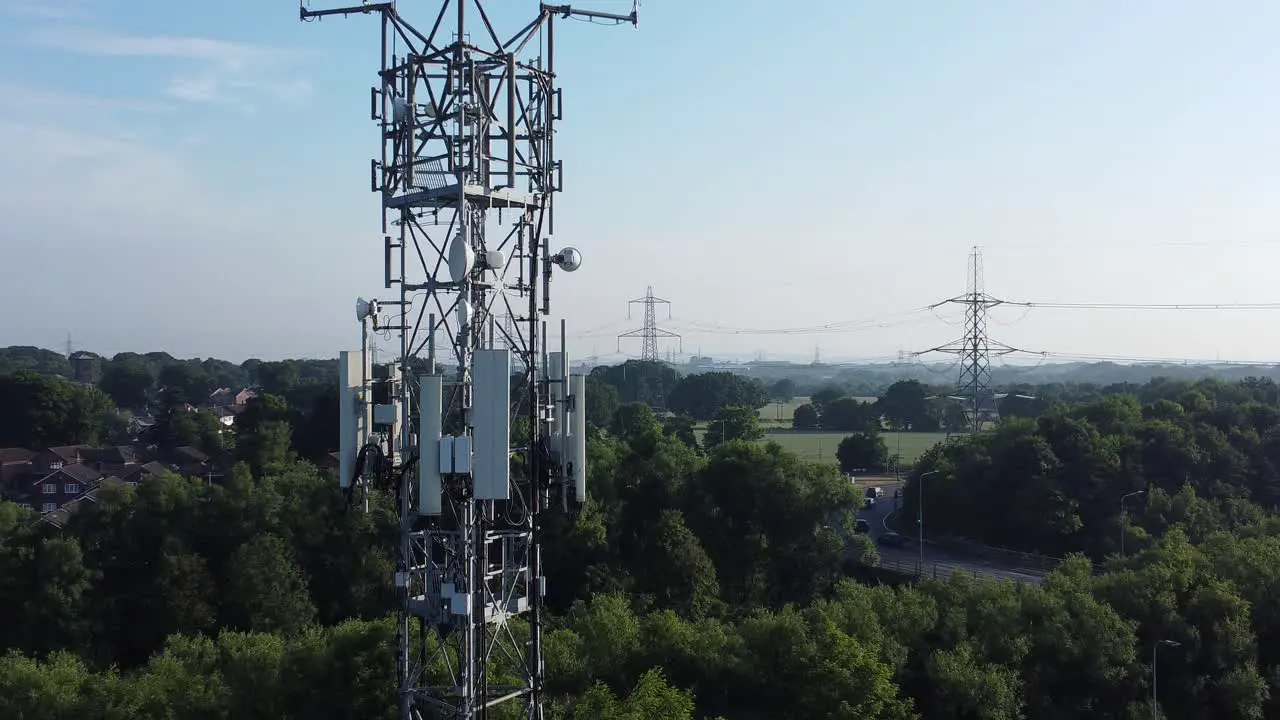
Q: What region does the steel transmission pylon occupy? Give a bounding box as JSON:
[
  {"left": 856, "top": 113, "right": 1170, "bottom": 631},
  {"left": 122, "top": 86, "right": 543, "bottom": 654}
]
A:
[
  {"left": 617, "top": 286, "right": 681, "bottom": 361},
  {"left": 925, "top": 247, "right": 1020, "bottom": 434},
  {"left": 307, "top": 2, "right": 638, "bottom": 719}
]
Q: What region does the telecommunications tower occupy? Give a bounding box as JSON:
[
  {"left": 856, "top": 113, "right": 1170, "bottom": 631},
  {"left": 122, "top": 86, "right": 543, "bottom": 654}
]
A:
[
  {"left": 305, "top": 1, "right": 638, "bottom": 718},
  {"left": 617, "top": 285, "right": 681, "bottom": 361},
  {"left": 925, "top": 247, "right": 1019, "bottom": 433}
]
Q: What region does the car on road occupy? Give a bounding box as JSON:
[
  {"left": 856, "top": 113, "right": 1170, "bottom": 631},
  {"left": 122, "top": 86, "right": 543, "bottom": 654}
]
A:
[
  {"left": 877, "top": 532, "right": 907, "bottom": 548},
  {"left": 864, "top": 486, "right": 884, "bottom": 499},
  {"left": 863, "top": 497, "right": 876, "bottom": 510},
  {"left": 854, "top": 518, "right": 871, "bottom": 534}
]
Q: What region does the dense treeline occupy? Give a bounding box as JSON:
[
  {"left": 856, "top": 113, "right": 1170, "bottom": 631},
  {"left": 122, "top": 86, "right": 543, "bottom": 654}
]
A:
[
  {"left": 4, "top": 353, "right": 1280, "bottom": 716},
  {"left": 908, "top": 376, "right": 1280, "bottom": 557}
]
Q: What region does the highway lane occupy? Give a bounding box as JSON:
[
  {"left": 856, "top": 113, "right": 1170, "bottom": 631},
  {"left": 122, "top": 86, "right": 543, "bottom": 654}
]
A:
[{"left": 855, "top": 481, "right": 1047, "bottom": 586}]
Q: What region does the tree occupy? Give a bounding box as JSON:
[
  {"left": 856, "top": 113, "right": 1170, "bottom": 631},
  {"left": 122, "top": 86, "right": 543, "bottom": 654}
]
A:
[
  {"left": 610, "top": 402, "right": 660, "bottom": 442},
  {"left": 667, "top": 372, "right": 769, "bottom": 421},
  {"left": 225, "top": 535, "right": 316, "bottom": 637},
  {"left": 631, "top": 509, "right": 719, "bottom": 618},
  {"left": 157, "top": 363, "right": 212, "bottom": 405},
  {"left": 837, "top": 432, "right": 889, "bottom": 474},
  {"left": 589, "top": 361, "right": 680, "bottom": 407},
  {"left": 770, "top": 378, "right": 797, "bottom": 403},
  {"left": 584, "top": 377, "right": 621, "bottom": 430},
  {"left": 822, "top": 397, "right": 879, "bottom": 432},
  {"left": 702, "top": 405, "right": 764, "bottom": 450},
  {"left": 0, "top": 372, "right": 116, "bottom": 448},
  {"left": 98, "top": 360, "right": 155, "bottom": 410},
  {"left": 254, "top": 361, "right": 301, "bottom": 395},
  {"left": 809, "top": 385, "right": 846, "bottom": 412},
  {"left": 661, "top": 414, "right": 699, "bottom": 452},
  {"left": 793, "top": 403, "right": 819, "bottom": 430},
  {"left": 876, "top": 380, "right": 935, "bottom": 431}
]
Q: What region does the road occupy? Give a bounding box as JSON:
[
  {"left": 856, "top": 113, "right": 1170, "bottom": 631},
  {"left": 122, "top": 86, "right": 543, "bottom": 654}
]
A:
[{"left": 857, "top": 483, "right": 1048, "bottom": 586}]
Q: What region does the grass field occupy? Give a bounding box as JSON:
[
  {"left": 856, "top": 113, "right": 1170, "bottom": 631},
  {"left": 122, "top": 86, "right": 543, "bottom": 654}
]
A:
[
  {"left": 744, "top": 397, "right": 948, "bottom": 466},
  {"left": 758, "top": 398, "right": 811, "bottom": 427},
  {"left": 762, "top": 431, "right": 946, "bottom": 466}
]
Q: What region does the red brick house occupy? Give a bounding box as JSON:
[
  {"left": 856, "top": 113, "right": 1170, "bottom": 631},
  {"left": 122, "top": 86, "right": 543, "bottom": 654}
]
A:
[
  {"left": 31, "top": 446, "right": 92, "bottom": 475},
  {"left": 80, "top": 446, "right": 140, "bottom": 478},
  {"left": 209, "top": 387, "right": 257, "bottom": 409},
  {"left": 17, "top": 463, "right": 103, "bottom": 514}
]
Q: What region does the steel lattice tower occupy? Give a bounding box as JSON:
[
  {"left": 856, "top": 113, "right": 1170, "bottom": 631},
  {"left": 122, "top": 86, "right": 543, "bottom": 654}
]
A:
[
  {"left": 617, "top": 286, "right": 681, "bottom": 361},
  {"left": 305, "top": 2, "right": 637, "bottom": 719},
  {"left": 927, "top": 247, "right": 1017, "bottom": 434}
]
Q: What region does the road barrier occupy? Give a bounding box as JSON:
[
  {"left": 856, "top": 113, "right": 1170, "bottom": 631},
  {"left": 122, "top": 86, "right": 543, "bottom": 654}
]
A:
[{"left": 873, "top": 556, "right": 1043, "bottom": 585}]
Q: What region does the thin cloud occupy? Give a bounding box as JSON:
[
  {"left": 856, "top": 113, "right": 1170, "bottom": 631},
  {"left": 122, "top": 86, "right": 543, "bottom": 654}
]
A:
[
  {"left": 0, "top": 0, "right": 93, "bottom": 22},
  {"left": 26, "top": 25, "right": 312, "bottom": 109},
  {"left": 0, "top": 80, "right": 172, "bottom": 117}
]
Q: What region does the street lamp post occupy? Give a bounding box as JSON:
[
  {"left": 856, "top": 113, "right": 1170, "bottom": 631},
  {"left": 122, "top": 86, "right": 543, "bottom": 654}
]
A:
[
  {"left": 1152, "top": 639, "right": 1181, "bottom": 719},
  {"left": 1120, "top": 490, "right": 1147, "bottom": 555},
  {"left": 917, "top": 470, "right": 940, "bottom": 573}
]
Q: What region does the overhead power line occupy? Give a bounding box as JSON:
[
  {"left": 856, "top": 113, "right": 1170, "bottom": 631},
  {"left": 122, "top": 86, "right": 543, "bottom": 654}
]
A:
[{"left": 1004, "top": 301, "right": 1280, "bottom": 311}]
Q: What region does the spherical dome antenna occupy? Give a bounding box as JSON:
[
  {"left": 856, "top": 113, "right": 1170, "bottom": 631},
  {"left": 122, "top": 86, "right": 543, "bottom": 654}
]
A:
[{"left": 552, "top": 247, "right": 582, "bottom": 272}]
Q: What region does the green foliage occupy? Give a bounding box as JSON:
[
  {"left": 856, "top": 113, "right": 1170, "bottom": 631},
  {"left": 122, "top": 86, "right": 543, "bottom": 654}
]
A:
[
  {"left": 3, "top": 365, "right": 1280, "bottom": 718},
  {"left": 702, "top": 405, "right": 765, "bottom": 450},
  {"left": 837, "top": 431, "right": 890, "bottom": 473},
  {"left": 0, "top": 372, "right": 117, "bottom": 448},
  {"left": 793, "top": 402, "right": 819, "bottom": 430},
  {"left": 667, "top": 371, "right": 769, "bottom": 421}
]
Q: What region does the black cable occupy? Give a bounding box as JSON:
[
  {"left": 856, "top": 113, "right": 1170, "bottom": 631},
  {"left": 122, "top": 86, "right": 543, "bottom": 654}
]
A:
[{"left": 344, "top": 442, "right": 385, "bottom": 512}]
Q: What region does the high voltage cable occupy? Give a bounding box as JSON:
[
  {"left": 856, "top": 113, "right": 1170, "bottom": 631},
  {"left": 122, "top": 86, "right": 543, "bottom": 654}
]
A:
[
  {"left": 1004, "top": 301, "right": 1280, "bottom": 311},
  {"left": 913, "top": 346, "right": 1280, "bottom": 367},
  {"left": 569, "top": 306, "right": 950, "bottom": 338}
]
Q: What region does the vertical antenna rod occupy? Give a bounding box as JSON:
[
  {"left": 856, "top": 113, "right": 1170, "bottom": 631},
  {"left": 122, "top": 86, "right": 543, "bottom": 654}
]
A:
[{"left": 307, "top": 1, "right": 637, "bottom": 719}]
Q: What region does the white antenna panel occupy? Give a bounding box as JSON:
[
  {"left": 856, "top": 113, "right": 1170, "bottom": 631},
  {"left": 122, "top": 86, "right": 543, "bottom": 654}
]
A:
[
  {"left": 338, "top": 350, "right": 363, "bottom": 489},
  {"left": 571, "top": 374, "right": 588, "bottom": 502},
  {"left": 472, "top": 348, "right": 511, "bottom": 500},
  {"left": 418, "top": 374, "right": 443, "bottom": 515}
]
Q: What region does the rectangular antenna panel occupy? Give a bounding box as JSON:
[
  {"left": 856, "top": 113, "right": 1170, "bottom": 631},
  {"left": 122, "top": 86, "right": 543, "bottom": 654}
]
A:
[
  {"left": 338, "top": 350, "right": 363, "bottom": 489},
  {"left": 439, "top": 436, "right": 455, "bottom": 475},
  {"left": 451, "top": 434, "right": 473, "bottom": 474},
  {"left": 472, "top": 348, "right": 511, "bottom": 500},
  {"left": 571, "top": 374, "right": 588, "bottom": 502},
  {"left": 549, "top": 352, "right": 566, "bottom": 459},
  {"left": 418, "top": 374, "right": 443, "bottom": 515}
]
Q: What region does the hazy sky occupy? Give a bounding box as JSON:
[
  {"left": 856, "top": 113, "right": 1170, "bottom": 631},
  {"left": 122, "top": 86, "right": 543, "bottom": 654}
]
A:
[{"left": 4, "top": 0, "right": 1280, "bottom": 366}]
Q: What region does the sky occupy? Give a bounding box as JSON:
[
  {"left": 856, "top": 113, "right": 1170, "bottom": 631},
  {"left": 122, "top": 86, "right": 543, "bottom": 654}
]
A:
[{"left": 4, "top": 0, "right": 1280, "bottom": 366}]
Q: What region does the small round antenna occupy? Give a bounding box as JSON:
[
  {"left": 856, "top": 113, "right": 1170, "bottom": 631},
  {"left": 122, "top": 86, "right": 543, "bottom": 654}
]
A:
[{"left": 552, "top": 247, "right": 582, "bottom": 272}]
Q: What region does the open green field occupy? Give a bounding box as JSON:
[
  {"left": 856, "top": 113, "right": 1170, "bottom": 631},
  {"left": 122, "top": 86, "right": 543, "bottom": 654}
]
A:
[
  {"left": 761, "top": 431, "right": 947, "bottom": 466},
  {"left": 758, "top": 397, "right": 811, "bottom": 427},
  {"left": 757, "top": 396, "right": 882, "bottom": 427}
]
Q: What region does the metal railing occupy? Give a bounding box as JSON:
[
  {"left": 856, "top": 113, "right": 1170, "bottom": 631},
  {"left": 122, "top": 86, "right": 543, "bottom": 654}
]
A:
[
  {"left": 872, "top": 556, "right": 1044, "bottom": 585},
  {"left": 921, "top": 536, "right": 1064, "bottom": 574}
]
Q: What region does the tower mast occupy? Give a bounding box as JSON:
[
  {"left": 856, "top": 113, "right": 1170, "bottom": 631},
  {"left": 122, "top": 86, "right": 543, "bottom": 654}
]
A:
[{"left": 307, "top": 2, "right": 638, "bottom": 718}]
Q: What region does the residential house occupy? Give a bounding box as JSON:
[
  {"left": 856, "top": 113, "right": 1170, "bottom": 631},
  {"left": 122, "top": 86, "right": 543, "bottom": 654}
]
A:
[
  {"left": 130, "top": 414, "right": 157, "bottom": 436},
  {"left": 30, "top": 446, "right": 92, "bottom": 475},
  {"left": 80, "top": 445, "right": 140, "bottom": 478},
  {"left": 41, "top": 476, "right": 124, "bottom": 529},
  {"left": 15, "top": 463, "right": 103, "bottom": 514},
  {"left": 164, "top": 446, "right": 228, "bottom": 485},
  {"left": 209, "top": 387, "right": 257, "bottom": 409},
  {"left": 117, "top": 461, "right": 172, "bottom": 488}
]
